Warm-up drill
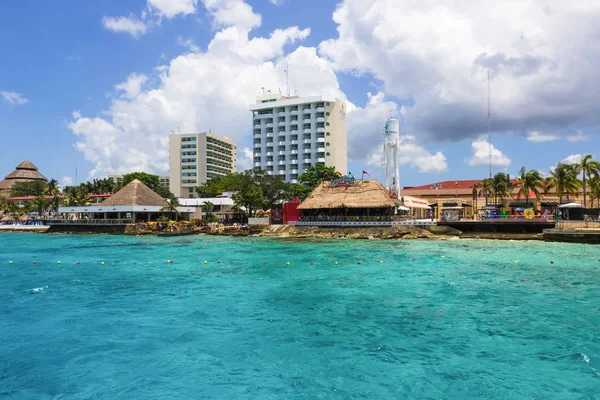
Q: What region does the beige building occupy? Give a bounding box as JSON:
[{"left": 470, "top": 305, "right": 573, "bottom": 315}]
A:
[
  {"left": 249, "top": 94, "right": 347, "bottom": 183},
  {"left": 169, "top": 132, "right": 237, "bottom": 198}
]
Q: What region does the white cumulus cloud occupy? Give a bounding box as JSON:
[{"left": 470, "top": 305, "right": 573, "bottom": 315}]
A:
[
  {"left": 319, "top": 0, "right": 600, "bottom": 144},
  {"left": 467, "top": 137, "right": 511, "bottom": 168},
  {"left": 567, "top": 131, "right": 587, "bottom": 142},
  {"left": 102, "top": 15, "right": 148, "bottom": 37},
  {"left": 526, "top": 131, "right": 560, "bottom": 142},
  {"left": 61, "top": 176, "right": 73, "bottom": 187},
  {"left": 561, "top": 154, "right": 583, "bottom": 165},
  {"left": 148, "top": 0, "right": 197, "bottom": 18},
  {"left": 0, "top": 91, "right": 28, "bottom": 105},
  {"left": 202, "top": 0, "right": 261, "bottom": 29},
  {"left": 114, "top": 73, "right": 149, "bottom": 99}
]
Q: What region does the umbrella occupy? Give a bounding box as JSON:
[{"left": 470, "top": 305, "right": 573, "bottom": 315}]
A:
[
  {"left": 398, "top": 205, "right": 410, "bottom": 211},
  {"left": 558, "top": 203, "right": 582, "bottom": 208},
  {"left": 1, "top": 215, "right": 15, "bottom": 222},
  {"left": 19, "top": 215, "right": 29, "bottom": 222}
]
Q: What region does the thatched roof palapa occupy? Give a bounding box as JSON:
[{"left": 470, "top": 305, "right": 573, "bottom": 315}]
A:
[
  {"left": 100, "top": 179, "right": 169, "bottom": 208},
  {"left": 0, "top": 160, "right": 48, "bottom": 192},
  {"left": 298, "top": 180, "right": 397, "bottom": 210}
]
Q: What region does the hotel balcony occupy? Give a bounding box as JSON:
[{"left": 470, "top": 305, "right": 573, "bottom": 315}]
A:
[
  {"left": 278, "top": 151, "right": 286, "bottom": 155},
  {"left": 278, "top": 111, "right": 286, "bottom": 117},
  {"left": 278, "top": 120, "right": 286, "bottom": 125},
  {"left": 303, "top": 158, "right": 311, "bottom": 163},
  {"left": 317, "top": 137, "right": 325, "bottom": 143},
  {"left": 290, "top": 150, "right": 298, "bottom": 155},
  {"left": 266, "top": 123, "right": 273, "bottom": 128},
  {"left": 290, "top": 110, "right": 298, "bottom": 115},
  {"left": 316, "top": 106, "right": 325, "bottom": 112},
  {"left": 302, "top": 108, "right": 311, "bottom": 114},
  {"left": 317, "top": 147, "right": 325, "bottom": 152},
  {"left": 317, "top": 127, "right": 325, "bottom": 133},
  {"left": 253, "top": 143, "right": 261, "bottom": 149},
  {"left": 303, "top": 149, "right": 312, "bottom": 153},
  {"left": 256, "top": 112, "right": 273, "bottom": 119},
  {"left": 290, "top": 140, "right": 298, "bottom": 145},
  {"left": 317, "top": 158, "right": 325, "bottom": 162},
  {"left": 253, "top": 123, "right": 261, "bottom": 128},
  {"left": 303, "top": 118, "right": 312, "bottom": 124},
  {"left": 316, "top": 117, "right": 325, "bottom": 123},
  {"left": 266, "top": 151, "right": 273, "bottom": 156},
  {"left": 290, "top": 130, "right": 298, "bottom": 134},
  {"left": 278, "top": 141, "right": 286, "bottom": 146},
  {"left": 303, "top": 139, "right": 312, "bottom": 144},
  {"left": 267, "top": 161, "right": 274, "bottom": 166},
  {"left": 303, "top": 129, "right": 312, "bottom": 134},
  {"left": 254, "top": 152, "right": 261, "bottom": 157},
  {"left": 278, "top": 160, "right": 287, "bottom": 165},
  {"left": 290, "top": 159, "right": 298, "bottom": 164},
  {"left": 253, "top": 162, "right": 261, "bottom": 167}
]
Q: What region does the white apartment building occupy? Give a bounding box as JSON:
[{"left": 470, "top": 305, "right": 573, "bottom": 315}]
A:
[
  {"left": 249, "top": 94, "right": 347, "bottom": 183},
  {"left": 108, "top": 175, "right": 170, "bottom": 188},
  {"left": 169, "top": 132, "right": 237, "bottom": 198}
]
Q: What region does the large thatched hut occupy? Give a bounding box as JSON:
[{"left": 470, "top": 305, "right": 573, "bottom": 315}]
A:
[
  {"left": 0, "top": 160, "right": 47, "bottom": 194},
  {"left": 297, "top": 179, "right": 397, "bottom": 221},
  {"left": 58, "top": 179, "right": 195, "bottom": 221}
]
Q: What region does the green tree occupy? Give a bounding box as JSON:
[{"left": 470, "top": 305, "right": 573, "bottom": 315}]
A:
[
  {"left": 478, "top": 178, "right": 494, "bottom": 206},
  {"left": 161, "top": 197, "right": 182, "bottom": 221},
  {"left": 202, "top": 201, "right": 215, "bottom": 213},
  {"left": 256, "top": 171, "right": 290, "bottom": 209},
  {"left": 45, "top": 178, "right": 61, "bottom": 213},
  {"left": 545, "top": 163, "right": 579, "bottom": 204},
  {"left": 122, "top": 172, "right": 174, "bottom": 199},
  {"left": 63, "top": 188, "right": 91, "bottom": 206},
  {"left": 516, "top": 167, "right": 543, "bottom": 206},
  {"left": 298, "top": 164, "right": 339, "bottom": 191},
  {"left": 195, "top": 176, "right": 227, "bottom": 198},
  {"left": 490, "top": 172, "right": 512, "bottom": 204},
  {"left": 10, "top": 180, "right": 48, "bottom": 197},
  {"left": 30, "top": 195, "right": 49, "bottom": 215},
  {"left": 574, "top": 154, "right": 600, "bottom": 207}
]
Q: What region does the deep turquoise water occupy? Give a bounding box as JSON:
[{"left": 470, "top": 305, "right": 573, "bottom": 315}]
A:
[{"left": 0, "top": 233, "right": 599, "bottom": 399}]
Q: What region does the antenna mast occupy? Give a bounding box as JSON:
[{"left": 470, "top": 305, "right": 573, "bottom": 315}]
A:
[{"left": 487, "top": 69, "right": 492, "bottom": 179}]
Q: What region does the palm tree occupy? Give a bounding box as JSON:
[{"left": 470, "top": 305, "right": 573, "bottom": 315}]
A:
[
  {"left": 479, "top": 178, "right": 494, "bottom": 206},
  {"left": 587, "top": 176, "right": 600, "bottom": 208},
  {"left": 161, "top": 198, "right": 182, "bottom": 222},
  {"left": 546, "top": 163, "right": 579, "bottom": 204},
  {"left": 30, "top": 195, "right": 49, "bottom": 215},
  {"left": 516, "top": 167, "right": 543, "bottom": 206},
  {"left": 45, "top": 178, "right": 61, "bottom": 213},
  {"left": 490, "top": 172, "right": 512, "bottom": 204},
  {"left": 575, "top": 154, "right": 600, "bottom": 207},
  {"left": 63, "top": 188, "right": 91, "bottom": 206}
]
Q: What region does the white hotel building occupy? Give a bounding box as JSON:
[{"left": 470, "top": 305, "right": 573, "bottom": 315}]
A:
[{"left": 249, "top": 94, "right": 347, "bottom": 183}]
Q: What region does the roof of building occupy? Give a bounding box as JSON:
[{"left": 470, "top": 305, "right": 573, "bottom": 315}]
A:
[
  {"left": 298, "top": 180, "right": 397, "bottom": 210},
  {"left": 99, "top": 179, "right": 168, "bottom": 207},
  {"left": 0, "top": 160, "right": 48, "bottom": 191}
]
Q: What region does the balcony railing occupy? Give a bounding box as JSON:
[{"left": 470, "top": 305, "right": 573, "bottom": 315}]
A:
[{"left": 46, "top": 219, "right": 133, "bottom": 225}]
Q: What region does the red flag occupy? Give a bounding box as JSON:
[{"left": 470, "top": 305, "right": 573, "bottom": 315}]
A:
[{"left": 362, "top": 170, "right": 370, "bottom": 175}]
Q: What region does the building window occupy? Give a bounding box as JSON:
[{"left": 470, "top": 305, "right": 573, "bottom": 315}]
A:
[
  {"left": 326, "top": 152, "right": 331, "bottom": 156},
  {"left": 326, "top": 142, "right": 330, "bottom": 147},
  {"left": 326, "top": 102, "right": 330, "bottom": 106},
  {"left": 325, "top": 122, "right": 330, "bottom": 126},
  {"left": 326, "top": 132, "right": 330, "bottom": 136},
  {"left": 326, "top": 112, "right": 330, "bottom": 116},
  {"left": 189, "top": 188, "right": 194, "bottom": 193}
]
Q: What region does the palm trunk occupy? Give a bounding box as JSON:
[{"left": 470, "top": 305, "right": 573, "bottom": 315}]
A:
[{"left": 583, "top": 170, "right": 587, "bottom": 207}]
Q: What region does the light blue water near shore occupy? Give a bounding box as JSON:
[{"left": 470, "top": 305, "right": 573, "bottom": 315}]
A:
[{"left": 1, "top": 233, "right": 599, "bottom": 399}]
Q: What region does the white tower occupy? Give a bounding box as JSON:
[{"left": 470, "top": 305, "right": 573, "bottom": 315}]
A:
[{"left": 383, "top": 118, "right": 400, "bottom": 197}]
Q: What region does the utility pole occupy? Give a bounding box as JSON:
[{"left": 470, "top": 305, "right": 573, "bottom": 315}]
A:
[
  {"left": 488, "top": 69, "right": 492, "bottom": 179},
  {"left": 284, "top": 64, "right": 290, "bottom": 96}
]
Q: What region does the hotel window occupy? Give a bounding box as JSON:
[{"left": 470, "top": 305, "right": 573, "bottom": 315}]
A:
[
  {"left": 325, "top": 122, "right": 330, "bottom": 126},
  {"left": 326, "top": 152, "right": 330, "bottom": 156},
  {"left": 326, "top": 132, "right": 330, "bottom": 136}
]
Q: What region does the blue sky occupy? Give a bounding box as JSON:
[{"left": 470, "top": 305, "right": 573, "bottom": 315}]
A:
[{"left": 1, "top": 0, "right": 597, "bottom": 188}]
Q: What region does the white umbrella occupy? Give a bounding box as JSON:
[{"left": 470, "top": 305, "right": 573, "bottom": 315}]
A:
[
  {"left": 558, "top": 203, "right": 582, "bottom": 208},
  {"left": 398, "top": 205, "right": 410, "bottom": 211}
]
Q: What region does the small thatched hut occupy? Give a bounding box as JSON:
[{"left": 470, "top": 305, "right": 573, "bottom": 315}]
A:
[
  {"left": 0, "top": 160, "right": 48, "bottom": 194},
  {"left": 297, "top": 180, "right": 397, "bottom": 221}
]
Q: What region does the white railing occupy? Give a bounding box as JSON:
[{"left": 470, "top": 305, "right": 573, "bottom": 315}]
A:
[
  {"left": 46, "top": 219, "right": 133, "bottom": 225},
  {"left": 290, "top": 220, "right": 436, "bottom": 227}
]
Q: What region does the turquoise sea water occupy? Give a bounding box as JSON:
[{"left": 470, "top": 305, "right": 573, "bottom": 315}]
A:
[{"left": 1, "top": 233, "right": 599, "bottom": 399}]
